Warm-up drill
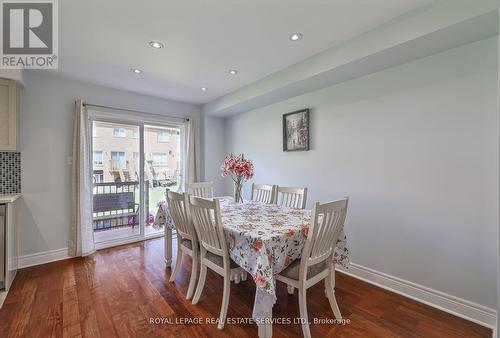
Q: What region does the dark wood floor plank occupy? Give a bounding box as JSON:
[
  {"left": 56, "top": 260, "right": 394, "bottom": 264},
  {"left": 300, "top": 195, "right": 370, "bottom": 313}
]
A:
[
  {"left": 7, "top": 278, "right": 38, "bottom": 337},
  {"left": 0, "top": 238, "right": 492, "bottom": 338}
]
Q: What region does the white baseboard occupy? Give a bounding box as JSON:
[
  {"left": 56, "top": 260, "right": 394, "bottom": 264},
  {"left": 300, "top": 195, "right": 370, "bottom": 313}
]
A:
[
  {"left": 18, "top": 247, "right": 70, "bottom": 269},
  {"left": 339, "top": 263, "right": 496, "bottom": 330}
]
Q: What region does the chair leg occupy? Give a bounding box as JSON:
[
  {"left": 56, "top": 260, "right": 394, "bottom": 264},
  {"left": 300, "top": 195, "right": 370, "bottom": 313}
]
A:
[
  {"left": 298, "top": 287, "right": 311, "bottom": 338},
  {"left": 234, "top": 272, "right": 241, "bottom": 284},
  {"left": 218, "top": 272, "right": 231, "bottom": 330},
  {"left": 169, "top": 244, "right": 182, "bottom": 282},
  {"left": 186, "top": 252, "right": 198, "bottom": 300},
  {"left": 325, "top": 271, "right": 342, "bottom": 320},
  {"left": 192, "top": 260, "right": 207, "bottom": 305},
  {"left": 331, "top": 268, "right": 336, "bottom": 288}
]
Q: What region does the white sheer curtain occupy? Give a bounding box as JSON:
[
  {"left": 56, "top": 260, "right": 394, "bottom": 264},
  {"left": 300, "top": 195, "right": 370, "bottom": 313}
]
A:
[
  {"left": 184, "top": 118, "right": 197, "bottom": 187},
  {"left": 69, "top": 99, "right": 95, "bottom": 256}
]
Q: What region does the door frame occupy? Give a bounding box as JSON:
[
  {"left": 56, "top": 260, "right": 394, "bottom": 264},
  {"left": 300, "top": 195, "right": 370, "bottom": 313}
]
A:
[{"left": 88, "top": 108, "right": 185, "bottom": 250}]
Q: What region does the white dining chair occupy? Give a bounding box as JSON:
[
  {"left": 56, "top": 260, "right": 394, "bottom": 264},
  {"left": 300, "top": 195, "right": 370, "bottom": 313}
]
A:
[
  {"left": 185, "top": 181, "right": 214, "bottom": 198},
  {"left": 188, "top": 195, "right": 246, "bottom": 330},
  {"left": 167, "top": 191, "right": 199, "bottom": 300},
  {"left": 276, "top": 197, "right": 349, "bottom": 338},
  {"left": 275, "top": 186, "right": 308, "bottom": 209},
  {"left": 250, "top": 183, "right": 276, "bottom": 204}
]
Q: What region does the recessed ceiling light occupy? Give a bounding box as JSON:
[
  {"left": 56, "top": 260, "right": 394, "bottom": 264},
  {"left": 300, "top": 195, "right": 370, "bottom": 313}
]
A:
[
  {"left": 289, "top": 33, "right": 303, "bottom": 41},
  {"left": 148, "top": 41, "right": 164, "bottom": 49},
  {"left": 132, "top": 68, "right": 142, "bottom": 74},
  {"left": 228, "top": 69, "right": 238, "bottom": 75},
  {"left": 201, "top": 87, "right": 207, "bottom": 91}
]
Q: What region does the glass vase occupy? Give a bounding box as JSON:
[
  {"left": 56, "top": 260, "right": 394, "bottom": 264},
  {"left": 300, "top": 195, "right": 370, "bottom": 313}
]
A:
[{"left": 233, "top": 180, "right": 243, "bottom": 203}]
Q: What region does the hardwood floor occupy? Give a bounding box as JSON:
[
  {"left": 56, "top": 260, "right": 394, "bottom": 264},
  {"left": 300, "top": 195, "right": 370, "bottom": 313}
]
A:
[{"left": 0, "top": 238, "right": 492, "bottom": 338}]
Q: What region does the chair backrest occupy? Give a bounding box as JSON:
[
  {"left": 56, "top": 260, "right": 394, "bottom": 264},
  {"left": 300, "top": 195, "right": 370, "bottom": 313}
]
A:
[
  {"left": 166, "top": 191, "right": 195, "bottom": 241},
  {"left": 276, "top": 186, "right": 308, "bottom": 209},
  {"left": 185, "top": 181, "right": 214, "bottom": 198},
  {"left": 250, "top": 183, "right": 276, "bottom": 204},
  {"left": 188, "top": 195, "right": 227, "bottom": 257},
  {"left": 301, "top": 197, "right": 349, "bottom": 269}
]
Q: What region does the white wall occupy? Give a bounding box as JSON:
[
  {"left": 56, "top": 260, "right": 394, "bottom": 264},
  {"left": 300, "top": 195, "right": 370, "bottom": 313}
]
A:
[
  {"left": 224, "top": 37, "right": 498, "bottom": 309},
  {"left": 497, "top": 11, "right": 500, "bottom": 337},
  {"left": 19, "top": 71, "right": 201, "bottom": 257},
  {"left": 201, "top": 115, "right": 226, "bottom": 196}
]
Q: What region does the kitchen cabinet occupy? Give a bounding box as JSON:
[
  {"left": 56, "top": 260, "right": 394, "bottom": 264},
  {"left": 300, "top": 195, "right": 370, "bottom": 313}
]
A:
[{"left": 0, "top": 78, "right": 19, "bottom": 151}]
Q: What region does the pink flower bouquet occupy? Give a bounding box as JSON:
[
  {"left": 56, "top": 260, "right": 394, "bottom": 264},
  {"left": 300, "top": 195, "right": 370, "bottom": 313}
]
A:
[{"left": 221, "top": 153, "right": 254, "bottom": 203}]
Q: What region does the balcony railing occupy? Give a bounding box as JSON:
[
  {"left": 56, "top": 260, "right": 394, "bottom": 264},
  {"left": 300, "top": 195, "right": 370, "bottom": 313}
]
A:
[{"left": 92, "top": 181, "right": 139, "bottom": 231}]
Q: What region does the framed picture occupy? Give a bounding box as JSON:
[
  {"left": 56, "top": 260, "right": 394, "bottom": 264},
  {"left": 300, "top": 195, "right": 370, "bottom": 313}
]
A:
[{"left": 283, "top": 109, "right": 309, "bottom": 151}]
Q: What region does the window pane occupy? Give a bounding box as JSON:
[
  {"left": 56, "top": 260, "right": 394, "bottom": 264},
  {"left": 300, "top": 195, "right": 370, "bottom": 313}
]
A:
[
  {"left": 93, "top": 151, "right": 103, "bottom": 165},
  {"left": 93, "top": 170, "right": 104, "bottom": 183},
  {"left": 111, "top": 151, "right": 126, "bottom": 169},
  {"left": 113, "top": 128, "right": 126, "bottom": 137},
  {"left": 157, "top": 131, "right": 170, "bottom": 142},
  {"left": 152, "top": 153, "right": 167, "bottom": 165}
]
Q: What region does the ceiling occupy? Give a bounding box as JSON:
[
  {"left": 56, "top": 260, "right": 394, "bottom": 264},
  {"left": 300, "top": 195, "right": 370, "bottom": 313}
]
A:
[{"left": 55, "top": 0, "right": 435, "bottom": 105}]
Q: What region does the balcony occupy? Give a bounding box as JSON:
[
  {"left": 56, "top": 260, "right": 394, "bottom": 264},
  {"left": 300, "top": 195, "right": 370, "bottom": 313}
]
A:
[
  {"left": 92, "top": 181, "right": 160, "bottom": 242},
  {"left": 92, "top": 180, "right": 176, "bottom": 243}
]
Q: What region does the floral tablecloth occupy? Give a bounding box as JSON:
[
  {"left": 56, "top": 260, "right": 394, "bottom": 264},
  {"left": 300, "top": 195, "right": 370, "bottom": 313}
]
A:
[
  {"left": 154, "top": 200, "right": 175, "bottom": 230},
  {"left": 155, "top": 196, "right": 349, "bottom": 320}
]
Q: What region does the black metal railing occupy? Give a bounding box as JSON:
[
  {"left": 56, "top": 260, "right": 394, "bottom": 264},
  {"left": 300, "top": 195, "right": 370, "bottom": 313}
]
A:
[{"left": 92, "top": 181, "right": 139, "bottom": 231}]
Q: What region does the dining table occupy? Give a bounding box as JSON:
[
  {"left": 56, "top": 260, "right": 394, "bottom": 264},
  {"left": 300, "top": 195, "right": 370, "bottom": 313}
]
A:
[{"left": 155, "top": 196, "right": 349, "bottom": 338}]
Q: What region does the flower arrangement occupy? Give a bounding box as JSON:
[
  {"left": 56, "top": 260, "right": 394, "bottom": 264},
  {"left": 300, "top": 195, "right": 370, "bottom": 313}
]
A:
[{"left": 221, "top": 153, "right": 254, "bottom": 203}]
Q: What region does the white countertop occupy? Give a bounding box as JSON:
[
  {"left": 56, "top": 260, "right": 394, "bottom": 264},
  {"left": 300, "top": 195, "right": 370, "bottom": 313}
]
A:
[{"left": 0, "top": 194, "right": 21, "bottom": 203}]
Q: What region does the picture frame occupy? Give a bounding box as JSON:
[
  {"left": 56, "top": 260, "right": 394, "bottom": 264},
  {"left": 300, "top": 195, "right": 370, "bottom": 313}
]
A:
[{"left": 283, "top": 108, "right": 309, "bottom": 151}]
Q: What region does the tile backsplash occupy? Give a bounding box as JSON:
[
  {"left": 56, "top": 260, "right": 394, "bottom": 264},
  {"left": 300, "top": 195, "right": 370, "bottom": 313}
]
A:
[{"left": 0, "top": 152, "right": 21, "bottom": 194}]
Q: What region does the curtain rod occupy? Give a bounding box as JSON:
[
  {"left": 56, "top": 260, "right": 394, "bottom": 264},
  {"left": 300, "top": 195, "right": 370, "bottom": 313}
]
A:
[{"left": 82, "top": 102, "right": 190, "bottom": 122}]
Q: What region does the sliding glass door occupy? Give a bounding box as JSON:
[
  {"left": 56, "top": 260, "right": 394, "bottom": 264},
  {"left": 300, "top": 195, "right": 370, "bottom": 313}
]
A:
[
  {"left": 92, "top": 121, "right": 141, "bottom": 244},
  {"left": 143, "top": 125, "right": 182, "bottom": 236},
  {"left": 91, "top": 117, "right": 183, "bottom": 248}
]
